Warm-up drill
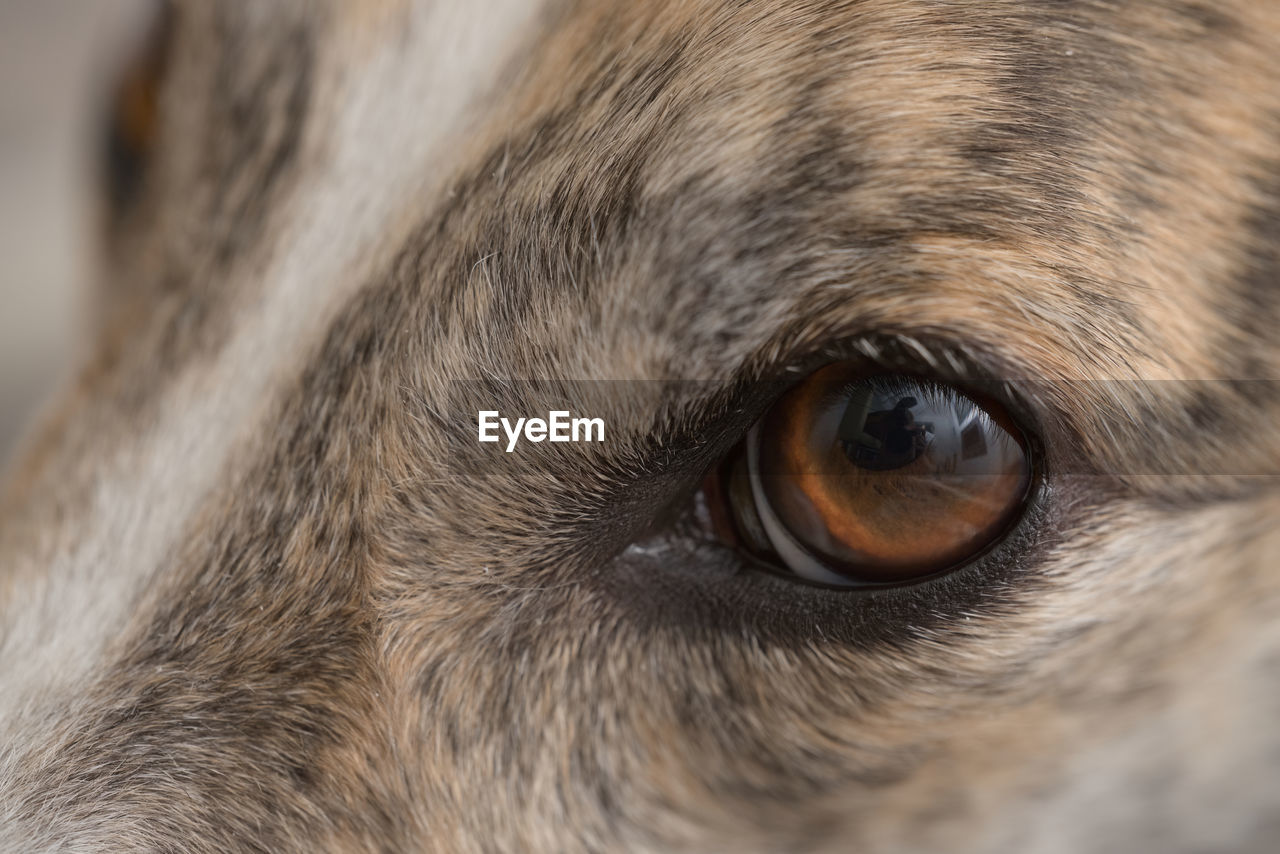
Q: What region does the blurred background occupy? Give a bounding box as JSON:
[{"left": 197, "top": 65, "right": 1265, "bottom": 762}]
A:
[{"left": 0, "top": 0, "right": 148, "bottom": 464}]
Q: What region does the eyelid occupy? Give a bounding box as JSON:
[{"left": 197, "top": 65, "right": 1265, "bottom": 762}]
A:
[{"left": 775, "top": 334, "right": 1048, "bottom": 448}]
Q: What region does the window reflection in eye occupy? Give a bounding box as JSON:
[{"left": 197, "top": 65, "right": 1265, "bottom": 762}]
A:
[
  {"left": 710, "top": 363, "right": 1035, "bottom": 588},
  {"left": 835, "top": 384, "right": 1015, "bottom": 475}
]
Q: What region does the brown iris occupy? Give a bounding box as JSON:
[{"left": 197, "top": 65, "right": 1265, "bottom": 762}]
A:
[{"left": 710, "top": 363, "right": 1033, "bottom": 586}]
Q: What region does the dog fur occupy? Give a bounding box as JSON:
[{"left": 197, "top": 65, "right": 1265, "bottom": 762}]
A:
[{"left": 1, "top": 1, "right": 1278, "bottom": 851}]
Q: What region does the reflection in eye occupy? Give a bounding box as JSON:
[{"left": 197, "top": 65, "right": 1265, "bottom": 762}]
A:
[{"left": 712, "top": 363, "right": 1033, "bottom": 587}]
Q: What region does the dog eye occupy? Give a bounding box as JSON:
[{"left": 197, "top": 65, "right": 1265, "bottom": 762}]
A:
[{"left": 704, "top": 363, "right": 1033, "bottom": 587}]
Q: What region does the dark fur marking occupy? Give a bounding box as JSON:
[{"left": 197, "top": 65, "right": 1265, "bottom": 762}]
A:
[
  {"left": 200, "top": 10, "right": 315, "bottom": 270},
  {"left": 103, "top": 2, "right": 175, "bottom": 216},
  {"left": 110, "top": 4, "right": 319, "bottom": 378},
  {"left": 17, "top": 295, "right": 401, "bottom": 848},
  {"left": 1173, "top": 2, "right": 1241, "bottom": 36},
  {"left": 1231, "top": 168, "right": 1280, "bottom": 379}
]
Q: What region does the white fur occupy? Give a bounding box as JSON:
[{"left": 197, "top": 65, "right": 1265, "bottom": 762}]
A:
[{"left": 0, "top": 0, "right": 550, "bottom": 827}]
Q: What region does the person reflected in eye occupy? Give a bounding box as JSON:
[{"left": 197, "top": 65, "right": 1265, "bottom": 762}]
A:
[{"left": 861, "top": 396, "right": 929, "bottom": 468}]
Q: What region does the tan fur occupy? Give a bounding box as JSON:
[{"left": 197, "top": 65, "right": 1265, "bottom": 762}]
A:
[{"left": 1, "top": 1, "right": 1278, "bottom": 851}]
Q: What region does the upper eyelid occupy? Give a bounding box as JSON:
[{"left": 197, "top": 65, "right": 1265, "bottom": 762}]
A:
[{"left": 747, "top": 333, "right": 1052, "bottom": 442}]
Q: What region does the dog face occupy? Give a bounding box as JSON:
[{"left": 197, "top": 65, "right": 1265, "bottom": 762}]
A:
[{"left": 2, "top": 1, "right": 1278, "bottom": 851}]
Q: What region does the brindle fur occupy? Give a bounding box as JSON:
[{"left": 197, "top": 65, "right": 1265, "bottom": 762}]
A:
[{"left": 2, "top": 1, "right": 1279, "bottom": 851}]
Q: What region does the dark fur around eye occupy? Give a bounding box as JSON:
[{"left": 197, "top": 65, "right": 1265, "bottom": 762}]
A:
[
  {"left": 568, "top": 335, "right": 1060, "bottom": 652},
  {"left": 103, "top": 2, "right": 173, "bottom": 214}
]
